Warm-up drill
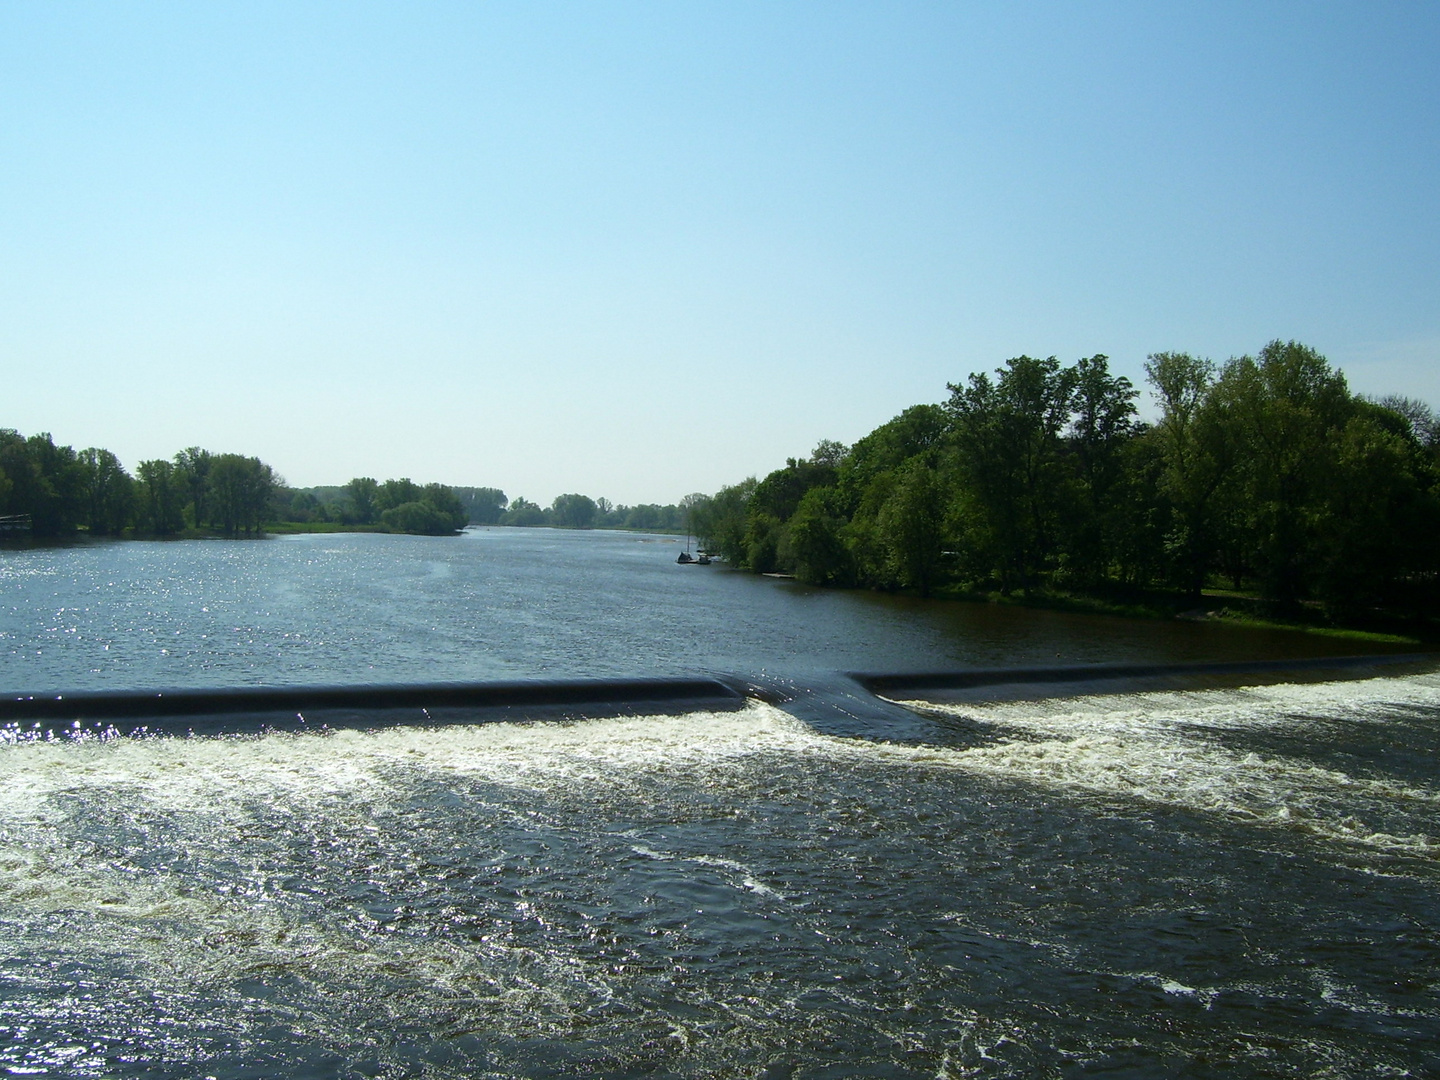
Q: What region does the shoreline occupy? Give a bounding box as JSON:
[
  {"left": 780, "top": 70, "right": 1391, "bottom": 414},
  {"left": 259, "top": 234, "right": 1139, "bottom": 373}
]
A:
[{"left": 920, "top": 582, "right": 1433, "bottom": 646}]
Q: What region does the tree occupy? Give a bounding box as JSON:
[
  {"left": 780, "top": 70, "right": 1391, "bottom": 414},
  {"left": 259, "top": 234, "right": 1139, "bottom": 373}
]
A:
[
  {"left": 421, "top": 483, "right": 468, "bottom": 531},
  {"left": 1310, "top": 408, "right": 1428, "bottom": 617},
  {"left": 695, "top": 479, "right": 754, "bottom": 564},
  {"left": 380, "top": 501, "right": 446, "bottom": 534},
  {"left": 878, "top": 461, "right": 947, "bottom": 596},
  {"left": 377, "top": 478, "right": 422, "bottom": 514},
  {"left": 287, "top": 490, "right": 322, "bottom": 523},
  {"left": 1212, "top": 341, "right": 1353, "bottom": 609},
  {"left": 947, "top": 356, "right": 1075, "bottom": 591},
  {"left": 621, "top": 503, "right": 682, "bottom": 531},
  {"left": 739, "top": 455, "right": 841, "bottom": 571},
  {"left": 787, "top": 486, "right": 852, "bottom": 585},
  {"left": 810, "top": 439, "right": 848, "bottom": 468},
  {"left": 345, "top": 477, "right": 380, "bottom": 524},
  {"left": 1063, "top": 355, "right": 1138, "bottom": 584},
  {"left": 137, "top": 458, "right": 185, "bottom": 535},
  {"left": 750, "top": 456, "right": 838, "bottom": 524},
  {"left": 744, "top": 512, "right": 784, "bottom": 573},
  {"left": 502, "top": 497, "right": 547, "bottom": 526},
  {"left": 1143, "top": 352, "right": 1231, "bottom": 598},
  {"left": 173, "top": 447, "right": 211, "bottom": 529},
  {"left": 79, "top": 448, "right": 134, "bottom": 535},
  {"left": 208, "top": 454, "right": 277, "bottom": 536},
  {"left": 462, "top": 487, "right": 508, "bottom": 525},
  {"left": 551, "top": 493, "right": 598, "bottom": 528},
  {"left": 0, "top": 432, "right": 86, "bottom": 537},
  {"left": 837, "top": 404, "right": 949, "bottom": 515}
]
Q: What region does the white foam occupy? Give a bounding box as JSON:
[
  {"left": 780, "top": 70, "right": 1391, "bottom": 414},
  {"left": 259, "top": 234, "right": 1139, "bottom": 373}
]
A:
[
  {"left": 0, "top": 703, "right": 814, "bottom": 950},
  {"left": 2, "top": 677, "right": 1436, "bottom": 966},
  {"left": 0, "top": 702, "right": 823, "bottom": 823},
  {"left": 896, "top": 674, "right": 1440, "bottom": 858},
  {"left": 0, "top": 678, "right": 1433, "bottom": 1072}
]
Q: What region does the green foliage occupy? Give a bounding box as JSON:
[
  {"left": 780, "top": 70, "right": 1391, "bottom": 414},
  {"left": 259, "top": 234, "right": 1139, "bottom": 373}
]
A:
[
  {"left": 285, "top": 490, "right": 325, "bottom": 523},
  {"left": 422, "top": 483, "right": 468, "bottom": 531},
  {"left": 174, "top": 447, "right": 211, "bottom": 529},
  {"left": 787, "top": 487, "right": 852, "bottom": 585},
  {"left": 79, "top": 448, "right": 134, "bottom": 536},
  {"left": 1144, "top": 351, "right": 1230, "bottom": 598},
  {"left": 877, "top": 461, "right": 946, "bottom": 596},
  {"left": 1062, "top": 355, "right": 1138, "bottom": 585},
  {"left": 9, "top": 334, "right": 1436, "bottom": 621},
  {"left": 612, "top": 503, "right": 684, "bottom": 531},
  {"left": 0, "top": 430, "right": 86, "bottom": 537},
  {"left": 698, "top": 341, "right": 1440, "bottom": 622},
  {"left": 456, "top": 486, "right": 508, "bottom": 525},
  {"left": 750, "top": 451, "right": 839, "bottom": 524},
  {"left": 344, "top": 477, "right": 380, "bottom": 524},
  {"left": 707, "top": 442, "right": 847, "bottom": 573},
  {"left": 502, "top": 497, "right": 547, "bottom": 527},
  {"left": 137, "top": 458, "right": 185, "bottom": 535},
  {"left": 208, "top": 454, "right": 278, "bottom": 536},
  {"left": 1211, "top": 341, "right": 1354, "bottom": 609},
  {"left": 377, "top": 478, "right": 423, "bottom": 513},
  {"left": 381, "top": 501, "right": 452, "bottom": 534},
  {"left": 374, "top": 482, "right": 468, "bottom": 534},
  {"left": 745, "top": 512, "right": 783, "bottom": 574},
  {"left": 947, "top": 356, "right": 1076, "bottom": 591},
  {"left": 837, "top": 405, "right": 948, "bottom": 512},
  {"left": 0, "top": 429, "right": 485, "bottom": 540},
  {"left": 694, "top": 479, "right": 755, "bottom": 563},
  {"left": 551, "top": 493, "right": 598, "bottom": 528}
]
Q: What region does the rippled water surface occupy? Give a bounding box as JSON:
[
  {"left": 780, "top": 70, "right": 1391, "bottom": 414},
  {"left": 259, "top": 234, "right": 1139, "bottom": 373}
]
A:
[
  {"left": 0, "top": 528, "right": 1393, "bottom": 691},
  {"left": 0, "top": 532, "right": 1437, "bottom": 1077}
]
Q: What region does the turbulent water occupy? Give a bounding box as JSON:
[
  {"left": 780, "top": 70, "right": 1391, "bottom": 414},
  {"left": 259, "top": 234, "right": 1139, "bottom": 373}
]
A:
[{"left": 1, "top": 532, "right": 1437, "bottom": 1077}]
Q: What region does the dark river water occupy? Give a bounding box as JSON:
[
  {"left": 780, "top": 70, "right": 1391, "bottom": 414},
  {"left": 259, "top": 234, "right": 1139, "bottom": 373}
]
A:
[
  {"left": 0, "top": 528, "right": 1406, "bottom": 689},
  {"left": 1, "top": 529, "right": 1437, "bottom": 1078}
]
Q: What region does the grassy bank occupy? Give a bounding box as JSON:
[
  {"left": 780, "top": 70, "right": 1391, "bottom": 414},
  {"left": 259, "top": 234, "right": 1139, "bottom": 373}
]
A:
[{"left": 929, "top": 582, "right": 1434, "bottom": 646}]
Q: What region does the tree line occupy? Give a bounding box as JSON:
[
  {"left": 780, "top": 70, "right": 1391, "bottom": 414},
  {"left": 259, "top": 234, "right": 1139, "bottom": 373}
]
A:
[
  {"left": 285, "top": 485, "right": 690, "bottom": 531},
  {"left": 0, "top": 431, "right": 692, "bottom": 540},
  {"left": 0, "top": 435, "right": 283, "bottom": 538},
  {"left": 692, "top": 341, "right": 1440, "bottom": 621},
  {"left": 492, "top": 493, "right": 689, "bottom": 531},
  {"left": 0, "top": 435, "right": 469, "bottom": 538}
]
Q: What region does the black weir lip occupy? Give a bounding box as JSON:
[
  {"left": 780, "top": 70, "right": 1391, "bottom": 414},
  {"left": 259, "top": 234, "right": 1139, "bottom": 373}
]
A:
[
  {"left": 851, "top": 652, "right": 1440, "bottom": 703},
  {"left": 0, "top": 677, "right": 749, "bottom": 737},
  {"left": 2, "top": 653, "right": 1436, "bottom": 742}
]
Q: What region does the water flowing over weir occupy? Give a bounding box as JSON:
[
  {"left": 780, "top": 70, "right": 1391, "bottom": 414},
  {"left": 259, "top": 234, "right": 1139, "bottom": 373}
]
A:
[{"left": 2, "top": 656, "right": 1440, "bottom": 1078}]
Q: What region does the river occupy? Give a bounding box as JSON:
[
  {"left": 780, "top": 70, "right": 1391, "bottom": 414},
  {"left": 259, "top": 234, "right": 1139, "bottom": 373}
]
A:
[{"left": 0, "top": 529, "right": 1436, "bottom": 1077}]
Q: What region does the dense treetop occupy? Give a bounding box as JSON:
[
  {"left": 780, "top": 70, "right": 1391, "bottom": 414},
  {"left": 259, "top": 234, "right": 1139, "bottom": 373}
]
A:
[
  {"left": 692, "top": 341, "right": 1440, "bottom": 620},
  {"left": 0, "top": 436, "right": 691, "bottom": 539},
  {"left": 0, "top": 436, "right": 470, "bottom": 538}
]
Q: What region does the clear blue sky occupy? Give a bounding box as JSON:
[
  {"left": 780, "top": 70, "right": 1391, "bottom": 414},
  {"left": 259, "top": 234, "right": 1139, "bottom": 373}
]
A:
[{"left": 3, "top": 2, "right": 1436, "bottom": 504}]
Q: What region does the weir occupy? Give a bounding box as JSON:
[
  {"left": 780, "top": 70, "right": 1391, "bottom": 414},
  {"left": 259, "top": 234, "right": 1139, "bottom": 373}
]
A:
[{"left": 3, "top": 651, "right": 1435, "bottom": 741}]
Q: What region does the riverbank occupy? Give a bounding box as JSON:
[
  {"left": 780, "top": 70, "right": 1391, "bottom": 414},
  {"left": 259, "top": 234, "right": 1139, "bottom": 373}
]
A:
[{"left": 925, "top": 581, "right": 1434, "bottom": 646}]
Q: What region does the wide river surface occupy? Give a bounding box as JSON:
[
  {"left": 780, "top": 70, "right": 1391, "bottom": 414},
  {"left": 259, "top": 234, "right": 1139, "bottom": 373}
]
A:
[{"left": 0, "top": 529, "right": 1437, "bottom": 1077}]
